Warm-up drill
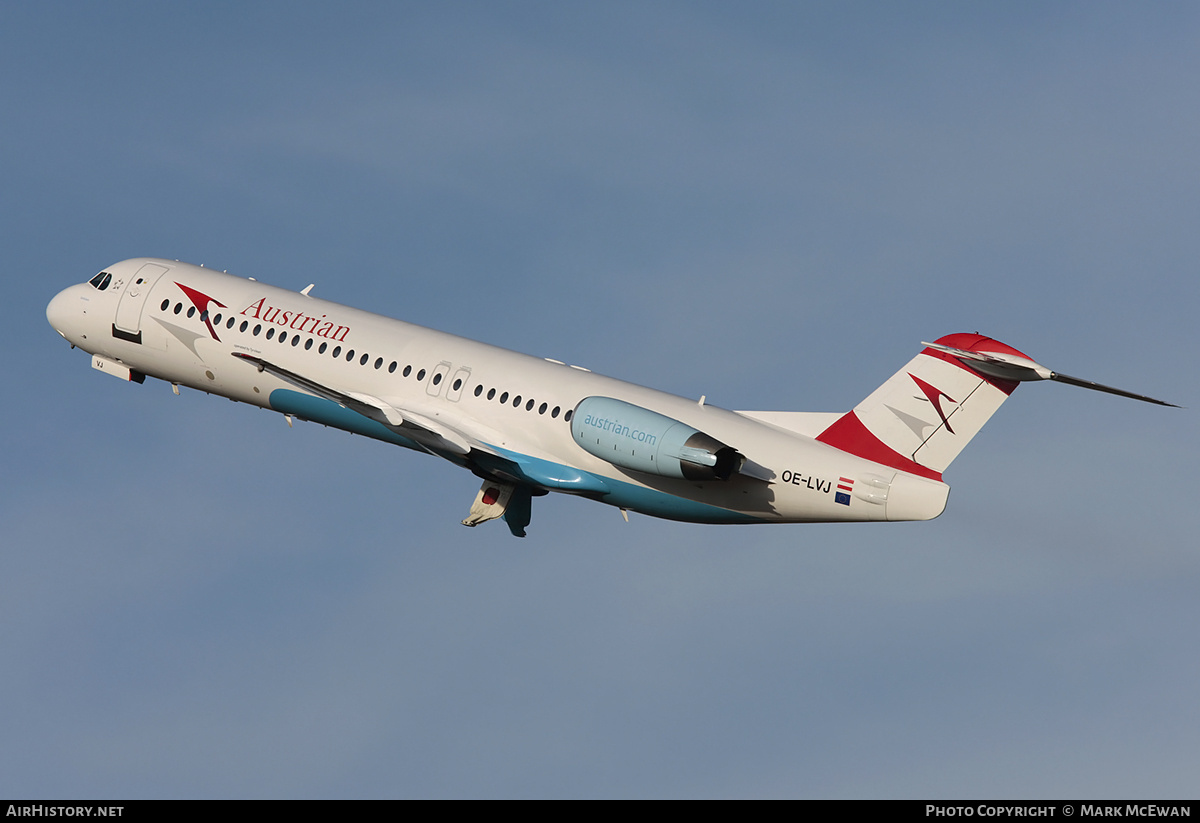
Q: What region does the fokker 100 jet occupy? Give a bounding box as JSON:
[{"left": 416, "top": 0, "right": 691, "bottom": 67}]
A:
[{"left": 47, "top": 258, "right": 1176, "bottom": 536}]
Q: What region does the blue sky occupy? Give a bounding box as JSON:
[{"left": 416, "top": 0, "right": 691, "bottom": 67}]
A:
[{"left": 3, "top": 1, "right": 1198, "bottom": 798}]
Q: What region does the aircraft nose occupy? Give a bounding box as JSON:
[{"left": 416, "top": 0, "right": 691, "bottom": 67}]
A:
[{"left": 46, "top": 287, "right": 77, "bottom": 340}]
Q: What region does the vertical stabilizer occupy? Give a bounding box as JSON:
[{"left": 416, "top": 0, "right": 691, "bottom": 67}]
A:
[{"left": 816, "top": 334, "right": 1027, "bottom": 479}]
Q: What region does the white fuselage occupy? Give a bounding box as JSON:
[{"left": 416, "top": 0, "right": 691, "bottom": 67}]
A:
[{"left": 47, "top": 258, "right": 950, "bottom": 528}]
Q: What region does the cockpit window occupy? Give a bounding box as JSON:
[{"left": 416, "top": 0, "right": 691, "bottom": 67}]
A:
[{"left": 88, "top": 272, "right": 112, "bottom": 291}]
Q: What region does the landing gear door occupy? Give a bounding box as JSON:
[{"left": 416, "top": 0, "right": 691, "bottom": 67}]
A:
[{"left": 114, "top": 262, "right": 170, "bottom": 341}]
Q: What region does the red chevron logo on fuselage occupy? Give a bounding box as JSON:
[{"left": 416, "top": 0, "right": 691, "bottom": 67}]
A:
[{"left": 175, "top": 282, "right": 227, "bottom": 341}]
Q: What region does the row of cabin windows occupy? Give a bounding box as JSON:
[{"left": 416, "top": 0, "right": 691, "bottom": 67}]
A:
[
  {"left": 471, "top": 383, "right": 572, "bottom": 420},
  {"left": 159, "top": 299, "right": 574, "bottom": 421}
]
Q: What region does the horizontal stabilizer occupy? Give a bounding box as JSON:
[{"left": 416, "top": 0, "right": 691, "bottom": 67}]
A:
[
  {"left": 922, "top": 341, "right": 1179, "bottom": 407},
  {"left": 1046, "top": 372, "right": 1178, "bottom": 407}
]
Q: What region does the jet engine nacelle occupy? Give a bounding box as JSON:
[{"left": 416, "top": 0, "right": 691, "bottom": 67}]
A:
[{"left": 571, "top": 396, "right": 744, "bottom": 481}]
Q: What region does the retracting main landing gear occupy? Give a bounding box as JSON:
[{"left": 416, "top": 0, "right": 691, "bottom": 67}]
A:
[{"left": 462, "top": 480, "right": 536, "bottom": 537}]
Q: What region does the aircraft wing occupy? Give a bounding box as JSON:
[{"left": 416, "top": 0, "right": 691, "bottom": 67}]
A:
[{"left": 231, "top": 352, "right": 491, "bottom": 457}]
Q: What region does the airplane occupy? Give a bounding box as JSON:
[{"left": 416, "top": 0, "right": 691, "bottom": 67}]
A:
[{"left": 47, "top": 258, "right": 1176, "bottom": 537}]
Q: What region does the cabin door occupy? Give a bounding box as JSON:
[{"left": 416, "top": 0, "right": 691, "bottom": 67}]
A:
[{"left": 114, "top": 263, "right": 170, "bottom": 341}]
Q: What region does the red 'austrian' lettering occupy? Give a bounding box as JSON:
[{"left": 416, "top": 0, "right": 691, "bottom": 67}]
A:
[{"left": 240, "top": 297, "right": 349, "bottom": 342}]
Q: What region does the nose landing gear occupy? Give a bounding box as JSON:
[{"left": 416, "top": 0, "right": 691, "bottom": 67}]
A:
[{"left": 462, "top": 480, "right": 534, "bottom": 538}]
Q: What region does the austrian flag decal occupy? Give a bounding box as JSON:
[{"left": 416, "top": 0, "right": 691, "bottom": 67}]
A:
[{"left": 835, "top": 477, "right": 854, "bottom": 506}]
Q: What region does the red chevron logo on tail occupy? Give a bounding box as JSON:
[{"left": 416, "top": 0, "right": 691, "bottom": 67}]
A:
[{"left": 908, "top": 373, "right": 957, "bottom": 434}]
